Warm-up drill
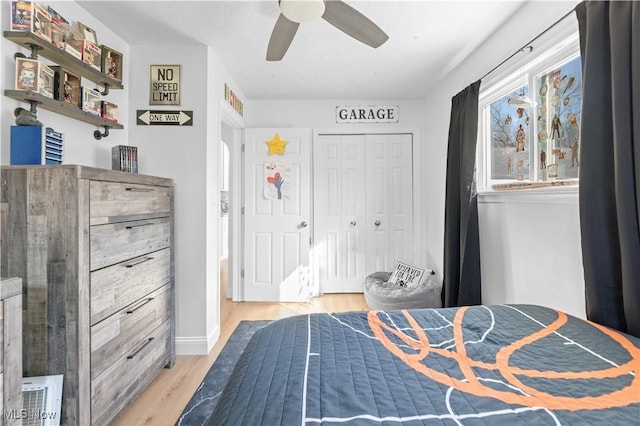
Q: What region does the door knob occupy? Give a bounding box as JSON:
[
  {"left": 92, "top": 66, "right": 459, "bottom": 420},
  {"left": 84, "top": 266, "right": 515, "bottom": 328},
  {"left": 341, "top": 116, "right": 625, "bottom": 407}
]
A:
[
  {"left": 300, "top": 221, "right": 308, "bottom": 228},
  {"left": 374, "top": 220, "right": 381, "bottom": 226},
  {"left": 350, "top": 220, "right": 357, "bottom": 226}
]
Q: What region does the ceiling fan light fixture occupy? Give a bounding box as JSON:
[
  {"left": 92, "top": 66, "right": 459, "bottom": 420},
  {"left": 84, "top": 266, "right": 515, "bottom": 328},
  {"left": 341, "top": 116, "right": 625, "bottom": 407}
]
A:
[{"left": 279, "top": 0, "right": 325, "bottom": 23}]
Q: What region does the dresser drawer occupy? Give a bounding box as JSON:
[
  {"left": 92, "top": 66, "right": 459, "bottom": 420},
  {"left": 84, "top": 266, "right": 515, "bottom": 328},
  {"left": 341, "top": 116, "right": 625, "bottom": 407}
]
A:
[
  {"left": 91, "top": 285, "right": 170, "bottom": 380},
  {"left": 89, "top": 181, "right": 171, "bottom": 225},
  {"left": 91, "top": 320, "right": 171, "bottom": 426},
  {"left": 90, "top": 248, "right": 171, "bottom": 325},
  {"left": 90, "top": 217, "right": 170, "bottom": 271}
]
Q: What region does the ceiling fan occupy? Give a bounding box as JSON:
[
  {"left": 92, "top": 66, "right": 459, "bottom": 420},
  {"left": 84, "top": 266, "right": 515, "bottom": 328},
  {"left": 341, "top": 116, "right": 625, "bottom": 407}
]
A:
[{"left": 267, "top": 0, "right": 389, "bottom": 61}]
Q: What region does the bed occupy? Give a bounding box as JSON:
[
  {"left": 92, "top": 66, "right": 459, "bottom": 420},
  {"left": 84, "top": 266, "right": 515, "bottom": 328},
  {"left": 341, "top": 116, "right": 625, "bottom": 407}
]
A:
[{"left": 207, "top": 304, "right": 640, "bottom": 424}]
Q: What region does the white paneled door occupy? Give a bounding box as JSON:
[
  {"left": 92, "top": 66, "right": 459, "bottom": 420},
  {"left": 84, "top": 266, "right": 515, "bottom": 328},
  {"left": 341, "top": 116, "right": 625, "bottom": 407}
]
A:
[
  {"left": 365, "top": 134, "right": 414, "bottom": 273},
  {"left": 315, "top": 135, "right": 367, "bottom": 293},
  {"left": 242, "top": 128, "right": 312, "bottom": 302},
  {"left": 315, "top": 133, "right": 414, "bottom": 293}
]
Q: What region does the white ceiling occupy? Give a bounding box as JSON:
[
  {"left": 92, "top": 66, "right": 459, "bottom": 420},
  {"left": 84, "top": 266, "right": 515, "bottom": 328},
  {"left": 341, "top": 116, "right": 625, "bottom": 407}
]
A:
[{"left": 77, "top": 0, "right": 526, "bottom": 100}]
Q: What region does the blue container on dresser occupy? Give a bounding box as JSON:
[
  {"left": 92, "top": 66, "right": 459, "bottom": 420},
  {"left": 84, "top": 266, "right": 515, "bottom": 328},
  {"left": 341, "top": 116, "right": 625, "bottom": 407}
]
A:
[{"left": 10, "top": 126, "right": 64, "bottom": 165}]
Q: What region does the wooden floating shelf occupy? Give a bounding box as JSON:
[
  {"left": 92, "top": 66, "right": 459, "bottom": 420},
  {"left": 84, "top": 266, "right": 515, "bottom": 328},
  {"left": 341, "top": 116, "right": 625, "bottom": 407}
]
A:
[
  {"left": 5, "top": 90, "right": 124, "bottom": 129},
  {"left": 3, "top": 31, "right": 124, "bottom": 90}
]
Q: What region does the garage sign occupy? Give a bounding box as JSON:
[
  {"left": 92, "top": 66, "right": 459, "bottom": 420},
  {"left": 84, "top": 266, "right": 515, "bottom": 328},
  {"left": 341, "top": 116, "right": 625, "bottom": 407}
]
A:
[{"left": 336, "top": 105, "right": 398, "bottom": 123}]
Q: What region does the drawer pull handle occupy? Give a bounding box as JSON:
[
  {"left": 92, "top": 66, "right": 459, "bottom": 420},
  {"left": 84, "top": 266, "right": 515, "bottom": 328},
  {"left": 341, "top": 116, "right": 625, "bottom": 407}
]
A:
[
  {"left": 127, "top": 337, "right": 155, "bottom": 360},
  {"left": 125, "top": 297, "right": 155, "bottom": 314},
  {"left": 125, "top": 187, "right": 154, "bottom": 192},
  {"left": 126, "top": 223, "right": 152, "bottom": 229},
  {"left": 124, "top": 256, "right": 153, "bottom": 268}
]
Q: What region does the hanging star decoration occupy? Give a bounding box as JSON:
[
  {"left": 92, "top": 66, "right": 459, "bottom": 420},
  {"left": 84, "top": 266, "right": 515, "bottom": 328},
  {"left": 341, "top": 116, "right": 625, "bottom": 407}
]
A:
[{"left": 265, "top": 133, "right": 288, "bottom": 156}]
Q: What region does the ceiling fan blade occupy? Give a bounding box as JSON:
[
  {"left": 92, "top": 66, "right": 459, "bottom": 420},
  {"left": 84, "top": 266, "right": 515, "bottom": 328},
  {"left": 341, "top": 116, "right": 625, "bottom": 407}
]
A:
[
  {"left": 322, "top": 0, "right": 388, "bottom": 48},
  {"left": 267, "top": 13, "right": 300, "bottom": 61}
]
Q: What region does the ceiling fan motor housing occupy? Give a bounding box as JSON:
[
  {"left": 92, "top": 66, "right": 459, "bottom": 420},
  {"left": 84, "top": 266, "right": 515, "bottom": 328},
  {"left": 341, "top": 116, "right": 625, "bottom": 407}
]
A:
[{"left": 279, "top": 0, "right": 326, "bottom": 23}]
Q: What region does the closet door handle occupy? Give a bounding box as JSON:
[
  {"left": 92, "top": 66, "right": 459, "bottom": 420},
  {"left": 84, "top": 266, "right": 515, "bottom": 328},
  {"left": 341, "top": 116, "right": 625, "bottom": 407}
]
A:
[
  {"left": 374, "top": 220, "right": 381, "bottom": 226},
  {"left": 127, "top": 337, "right": 155, "bottom": 359},
  {"left": 300, "top": 221, "right": 308, "bottom": 228},
  {"left": 350, "top": 220, "right": 357, "bottom": 226}
]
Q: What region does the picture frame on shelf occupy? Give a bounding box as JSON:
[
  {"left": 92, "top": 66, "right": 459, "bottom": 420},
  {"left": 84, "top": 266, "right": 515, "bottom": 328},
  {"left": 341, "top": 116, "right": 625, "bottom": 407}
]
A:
[
  {"left": 62, "top": 23, "right": 83, "bottom": 60},
  {"left": 82, "top": 40, "right": 101, "bottom": 71},
  {"left": 77, "top": 21, "right": 97, "bottom": 44},
  {"left": 15, "top": 57, "right": 39, "bottom": 91},
  {"left": 52, "top": 66, "right": 81, "bottom": 106},
  {"left": 47, "top": 5, "right": 69, "bottom": 49},
  {"left": 48, "top": 20, "right": 66, "bottom": 48},
  {"left": 101, "top": 101, "right": 118, "bottom": 123},
  {"left": 39, "top": 62, "right": 55, "bottom": 98},
  {"left": 11, "top": 0, "right": 33, "bottom": 32},
  {"left": 33, "top": 3, "right": 52, "bottom": 42},
  {"left": 47, "top": 5, "right": 68, "bottom": 25},
  {"left": 81, "top": 87, "right": 102, "bottom": 116},
  {"left": 101, "top": 45, "right": 123, "bottom": 81}
]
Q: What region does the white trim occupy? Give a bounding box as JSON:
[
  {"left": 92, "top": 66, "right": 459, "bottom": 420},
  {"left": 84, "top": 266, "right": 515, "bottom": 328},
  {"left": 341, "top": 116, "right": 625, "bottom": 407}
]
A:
[
  {"left": 175, "top": 328, "right": 219, "bottom": 355},
  {"left": 207, "top": 324, "right": 221, "bottom": 353},
  {"left": 478, "top": 186, "right": 578, "bottom": 204},
  {"left": 477, "top": 30, "right": 581, "bottom": 192},
  {"left": 218, "top": 100, "right": 244, "bottom": 303},
  {"left": 220, "top": 100, "right": 245, "bottom": 129}
]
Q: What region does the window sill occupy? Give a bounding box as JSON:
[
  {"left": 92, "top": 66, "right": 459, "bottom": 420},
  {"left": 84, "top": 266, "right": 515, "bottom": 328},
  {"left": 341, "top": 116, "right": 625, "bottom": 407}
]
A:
[
  {"left": 478, "top": 180, "right": 578, "bottom": 204},
  {"left": 490, "top": 179, "right": 578, "bottom": 191}
]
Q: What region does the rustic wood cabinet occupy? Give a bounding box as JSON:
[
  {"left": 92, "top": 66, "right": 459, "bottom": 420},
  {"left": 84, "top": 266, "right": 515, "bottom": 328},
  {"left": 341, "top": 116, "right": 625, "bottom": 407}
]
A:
[
  {"left": 0, "top": 277, "right": 22, "bottom": 426},
  {"left": 0, "top": 165, "right": 174, "bottom": 425}
]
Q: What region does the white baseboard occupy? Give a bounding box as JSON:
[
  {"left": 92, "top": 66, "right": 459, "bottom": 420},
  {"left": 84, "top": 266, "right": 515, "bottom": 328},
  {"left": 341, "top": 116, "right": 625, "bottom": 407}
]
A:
[
  {"left": 175, "top": 325, "right": 220, "bottom": 355},
  {"left": 206, "top": 325, "right": 221, "bottom": 353}
]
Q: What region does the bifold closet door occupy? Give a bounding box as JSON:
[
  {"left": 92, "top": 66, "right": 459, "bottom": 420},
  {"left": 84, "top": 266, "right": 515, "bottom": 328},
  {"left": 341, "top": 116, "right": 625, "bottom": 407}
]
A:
[
  {"left": 365, "top": 134, "right": 414, "bottom": 273},
  {"left": 315, "top": 135, "right": 367, "bottom": 293},
  {"left": 315, "top": 133, "right": 414, "bottom": 294}
]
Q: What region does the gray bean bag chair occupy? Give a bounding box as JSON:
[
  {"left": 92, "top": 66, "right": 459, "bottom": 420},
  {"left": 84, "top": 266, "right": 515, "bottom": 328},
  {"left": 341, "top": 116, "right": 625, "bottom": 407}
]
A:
[{"left": 364, "top": 271, "right": 442, "bottom": 311}]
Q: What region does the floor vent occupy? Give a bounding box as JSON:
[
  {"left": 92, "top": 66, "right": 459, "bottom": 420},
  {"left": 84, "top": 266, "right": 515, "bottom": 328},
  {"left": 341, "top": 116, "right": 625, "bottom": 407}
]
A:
[{"left": 22, "top": 375, "right": 63, "bottom": 426}]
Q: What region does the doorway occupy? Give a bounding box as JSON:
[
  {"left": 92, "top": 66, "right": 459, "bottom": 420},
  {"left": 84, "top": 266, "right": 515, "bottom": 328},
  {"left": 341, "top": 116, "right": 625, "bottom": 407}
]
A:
[
  {"left": 219, "top": 103, "right": 244, "bottom": 314},
  {"left": 219, "top": 136, "right": 231, "bottom": 298}
]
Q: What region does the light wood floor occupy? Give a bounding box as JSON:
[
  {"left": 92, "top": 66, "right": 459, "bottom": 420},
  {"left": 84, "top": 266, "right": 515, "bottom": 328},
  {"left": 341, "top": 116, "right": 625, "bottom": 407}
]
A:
[{"left": 114, "top": 265, "right": 369, "bottom": 425}]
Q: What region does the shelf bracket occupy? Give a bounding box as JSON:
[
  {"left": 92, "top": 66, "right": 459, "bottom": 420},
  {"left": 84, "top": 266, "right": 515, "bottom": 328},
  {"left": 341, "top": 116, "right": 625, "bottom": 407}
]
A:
[
  {"left": 26, "top": 43, "right": 41, "bottom": 59},
  {"left": 94, "top": 126, "right": 110, "bottom": 140},
  {"left": 29, "top": 100, "right": 38, "bottom": 114},
  {"left": 101, "top": 83, "right": 110, "bottom": 96}
]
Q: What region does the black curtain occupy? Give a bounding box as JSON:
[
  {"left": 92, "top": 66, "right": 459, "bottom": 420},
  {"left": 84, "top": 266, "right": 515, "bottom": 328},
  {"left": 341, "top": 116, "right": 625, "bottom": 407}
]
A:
[
  {"left": 576, "top": 1, "right": 640, "bottom": 337},
  {"left": 442, "top": 81, "right": 482, "bottom": 307}
]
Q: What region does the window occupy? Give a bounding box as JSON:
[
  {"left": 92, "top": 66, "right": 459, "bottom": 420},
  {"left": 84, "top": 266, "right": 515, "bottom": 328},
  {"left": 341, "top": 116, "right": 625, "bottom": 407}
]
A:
[{"left": 478, "top": 31, "right": 582, "bottom": 191}]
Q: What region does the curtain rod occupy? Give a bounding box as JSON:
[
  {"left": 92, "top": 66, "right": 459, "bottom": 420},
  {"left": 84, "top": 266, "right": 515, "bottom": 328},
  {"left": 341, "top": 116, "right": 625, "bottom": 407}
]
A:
[{"left": 479, "top": 7, "right": 576, "bottom": 82}]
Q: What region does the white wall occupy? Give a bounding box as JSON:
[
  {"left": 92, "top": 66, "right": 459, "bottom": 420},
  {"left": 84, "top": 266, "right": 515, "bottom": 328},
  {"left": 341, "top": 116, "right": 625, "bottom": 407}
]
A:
[
  {"left": 478, "top": 190, "right": 584, "bottom": 318},
  {"left": 127, "top": 44, "right": 246, "bottom": 354},
  {"left": 422, "top": 0, "right": 585, "bottom": 317},
  {"left": 127, "top": 43, "right": 212, "bottom": 354}
]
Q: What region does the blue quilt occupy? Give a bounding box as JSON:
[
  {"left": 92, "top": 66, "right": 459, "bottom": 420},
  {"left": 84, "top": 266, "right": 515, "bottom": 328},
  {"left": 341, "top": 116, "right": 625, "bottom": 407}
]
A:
[{"left": 208, "top": 304, "right": 640, "bottom": 424}]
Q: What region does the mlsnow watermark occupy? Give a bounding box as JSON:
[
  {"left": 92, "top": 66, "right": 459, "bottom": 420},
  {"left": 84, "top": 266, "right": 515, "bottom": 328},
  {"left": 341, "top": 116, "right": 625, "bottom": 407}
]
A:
[{"left": 4, "top": 408, "right": 58, "bottom": 421}]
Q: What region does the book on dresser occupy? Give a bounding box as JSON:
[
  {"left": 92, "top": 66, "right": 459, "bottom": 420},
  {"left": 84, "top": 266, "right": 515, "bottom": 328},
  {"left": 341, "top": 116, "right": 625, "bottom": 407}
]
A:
[{"left": 0, "top": 165, "right": 175, "bottom": 426}]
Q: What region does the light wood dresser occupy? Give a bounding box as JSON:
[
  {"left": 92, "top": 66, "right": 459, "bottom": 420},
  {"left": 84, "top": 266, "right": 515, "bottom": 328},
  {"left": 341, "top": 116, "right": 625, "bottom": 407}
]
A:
[
  {"left": 0, "top": 277, "right": 22, "bottom": 426},
  {"left": 0, "top": 165, "right": 175, "bottom": 425}
]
